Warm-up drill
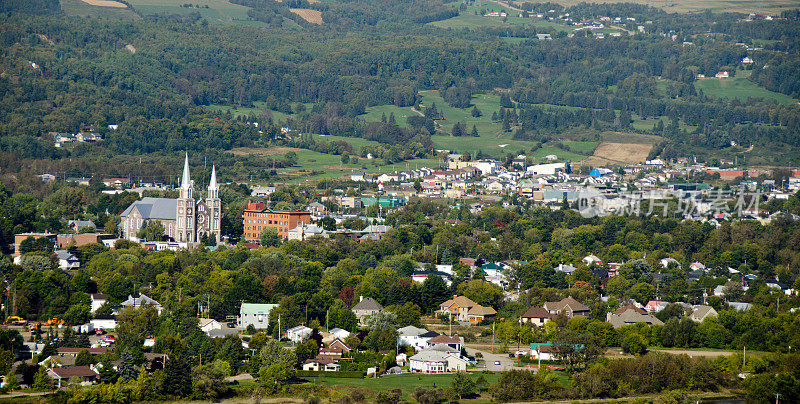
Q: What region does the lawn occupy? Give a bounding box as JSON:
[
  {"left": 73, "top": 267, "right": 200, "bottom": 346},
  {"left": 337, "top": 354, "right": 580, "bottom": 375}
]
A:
[
  {"left": 310, "top": 372, "right": 501, "bottom": 400},
  {"left": 126, "top": 0, "right": 270, "bottom": 26},
  {"left": 360, "top": 105, "right": 418, "bottom": 128},
  {"left": 695, "top": 77, "right": 798, "bottom": 105}
]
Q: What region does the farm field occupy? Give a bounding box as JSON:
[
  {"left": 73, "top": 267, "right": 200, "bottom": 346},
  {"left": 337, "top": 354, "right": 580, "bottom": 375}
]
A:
[
  {"left": 585, "top": 141, "right": 653, "bottom": 166},
  {"left": 695, "top": 77, "right": 799, "bottom": 105},
  {"left": 290, "top": 8, "right": 323, "bottom": 24},
  {"left": 61, "top": 0, "right": 140, "bottom": 18}
]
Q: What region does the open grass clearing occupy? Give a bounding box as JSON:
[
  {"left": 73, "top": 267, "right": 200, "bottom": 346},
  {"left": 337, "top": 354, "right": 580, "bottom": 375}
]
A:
[
  {"left": 695, "top": 77, "right": 799, "bottom": 105},
  {"left": 310, "top": 372, "right": 501, "bottom": 401},
  {"left": 126, "top": 0, "right": 269, "bottom": 26}
]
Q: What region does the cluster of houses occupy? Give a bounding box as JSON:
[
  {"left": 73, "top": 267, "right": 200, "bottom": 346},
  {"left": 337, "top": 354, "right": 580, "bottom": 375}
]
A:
[{"left": 50, "top": 131, "right": 104, "bottom": 148}]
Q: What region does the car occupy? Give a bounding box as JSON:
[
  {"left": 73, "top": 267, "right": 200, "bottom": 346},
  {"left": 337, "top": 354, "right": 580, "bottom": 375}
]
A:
[
  {"left": 101, "top": 336, "right": 116, "bottom": 343},
  {"left": 494, "top": 361, "right": 501, "bottom": 365},
  {"left": 508, "top": 353, "right": 515, "bottom": 358}
]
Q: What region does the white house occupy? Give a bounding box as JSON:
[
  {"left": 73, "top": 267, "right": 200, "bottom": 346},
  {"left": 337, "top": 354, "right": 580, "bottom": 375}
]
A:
[
  {"left": 55, "top": 250, "right": 80, "bottom": 270},
  {"left": 287, "top": 224, "right": 328, "bottom": 241},
  {"left": 286, "top": 325, "right": 313, "bottom": 343},
  {"left": 199, "top": 318, "right": 225, "bottom": 334},
  {"left": 89, "top": 294, "right": 107, "bottom": 314},
  {"left": 238, "top": 303, "right": 279, "bottom": 330},
  {"left": 397, "top": 326, "right": 439, "bottom": 350},
  {"left": 409, "top": 350, "right": 469, "bottom": 373}
]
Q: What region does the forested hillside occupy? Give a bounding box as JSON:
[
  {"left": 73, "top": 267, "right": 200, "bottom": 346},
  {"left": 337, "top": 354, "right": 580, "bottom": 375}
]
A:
[{"left": 1, "top": 2, "right": 799, "bottom": 176}]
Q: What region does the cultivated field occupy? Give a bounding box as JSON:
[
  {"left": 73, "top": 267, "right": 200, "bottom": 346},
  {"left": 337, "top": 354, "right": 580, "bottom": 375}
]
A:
[
  {"left": 82, "top": 0, "right": 127, "bottom": 8},
  {"left": 61, "top": 0, "right": 140, "bottom": 18},
  {"left": 590, "top": 141, "right": 653, "bottom": 164},
  {"left": 290, "top": 8, "right": 323, "bottom": 24}
]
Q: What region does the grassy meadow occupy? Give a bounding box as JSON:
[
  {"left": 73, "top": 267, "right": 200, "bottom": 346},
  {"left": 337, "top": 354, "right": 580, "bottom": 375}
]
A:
[{"left": 695, "top": 77, "right": 799, "bottom": 105}]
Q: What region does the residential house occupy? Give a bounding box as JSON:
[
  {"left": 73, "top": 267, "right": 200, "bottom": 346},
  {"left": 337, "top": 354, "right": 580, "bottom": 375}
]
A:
[
  {"left": 55, "top": 250, "right": 80, "bottom": 270},
  {"left": 89, "top": 294, "right": 107, "bottom": 314},
  {"left": 67, "top": 220, "right": 96, "bottom": 233},
  {"left": 644, "top": 300, "right": 668, "bottom": 312},
  {"left": 543, "top": 297, "right": 591, "bottom": 318},
  {"left": 426, "top": 334, "right": 463, "bottom": 353},
  {"left": 529, "top": 343, "right": 557, "bottom": 360},
  {"left": 120, "top": 294, "right": 163, "bottom": 314},
  {"left": 198, "top": 318, "right": 225, "bottom": 334},
  {"left": 409, "top": 350, "right": 468, "bottom": 373},
  {"left": 582, "top": 254, "right": 603, "bottom": 266},
  {"left": 286, "top": 325, "right": 313, "bottom": 343},
  {"left": 328, "top": 328, "right": 351, "bottom": 341},
  {"left": 437, "top": 295, "right": 497, "bottom": 324},
  {"left": 520, "top": 306, "right": 552, "bottom": 326},
  {"left": 351, "top": 296, "right": 384, "bottom": 325},
  {"left": 238, "top": 303, "right": 279, "bottom": 330},
  {"left": 690, "top": 305, "right": 718, "bottom": 322},
  {"left": 397, "top": 326, "right": 439, "bottom": 350},
  {"left": 606, "top": 307, "right": 664, "bottom": 328},
  {"left": 287, "top": 224, "right": 328, "bottom": 241},
  {"left": 47, "top": 366, "right": 98, "bottom": 388}
]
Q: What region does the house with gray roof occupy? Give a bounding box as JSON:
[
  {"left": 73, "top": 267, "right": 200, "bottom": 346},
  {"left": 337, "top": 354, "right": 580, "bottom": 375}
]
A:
[
  {"left": 352, "top": 296, "right": 384, "bottom": 325},
  {"left": 690, "top": 305, "right": 718, "bottom": 322}
]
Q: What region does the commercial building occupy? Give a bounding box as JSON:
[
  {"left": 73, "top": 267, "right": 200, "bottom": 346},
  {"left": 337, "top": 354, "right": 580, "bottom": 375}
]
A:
[{"left": 242, "top": 201, "right": 311, "bottom": 241}]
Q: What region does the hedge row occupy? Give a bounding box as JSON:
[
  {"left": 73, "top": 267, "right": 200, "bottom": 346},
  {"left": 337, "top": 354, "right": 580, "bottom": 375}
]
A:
[{"left": 296, "top": 370, "right": 365, "bottom": 378}]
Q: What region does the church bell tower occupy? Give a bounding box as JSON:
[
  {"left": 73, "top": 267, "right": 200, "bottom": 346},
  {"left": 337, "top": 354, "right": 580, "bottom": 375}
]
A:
[{"left": 176, "top": 153, "right": 196, "bottom": 243}]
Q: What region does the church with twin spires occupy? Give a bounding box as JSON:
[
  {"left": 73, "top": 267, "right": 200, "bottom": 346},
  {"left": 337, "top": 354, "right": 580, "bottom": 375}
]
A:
[{"left": 120, "top": 153, "right": 221, "bottom": 244}]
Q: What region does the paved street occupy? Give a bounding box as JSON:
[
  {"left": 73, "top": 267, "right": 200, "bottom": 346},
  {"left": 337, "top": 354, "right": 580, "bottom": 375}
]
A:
[{"left": 464, "top": 345, "right": 523, "bottom": 372}]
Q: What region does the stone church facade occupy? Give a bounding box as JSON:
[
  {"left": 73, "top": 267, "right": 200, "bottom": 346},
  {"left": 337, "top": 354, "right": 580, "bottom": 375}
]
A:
[{"left": 120, "top": 154, "right": 221, "bottom": 244}]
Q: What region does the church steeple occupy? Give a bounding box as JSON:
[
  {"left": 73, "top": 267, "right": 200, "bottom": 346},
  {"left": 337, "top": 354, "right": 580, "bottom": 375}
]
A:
[
  {"left": 181, "top": 152, "right": 191, "bottom": 190},
  {"left": 179, "top": 152, "right": 193, "bottom": 200},
  {"left": 207, "top": 165, "right": 219, "bottom": 199}
]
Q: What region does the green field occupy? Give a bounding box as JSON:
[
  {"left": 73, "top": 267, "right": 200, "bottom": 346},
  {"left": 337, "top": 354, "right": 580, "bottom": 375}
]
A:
[
  {"left": 61, "top": 0, "right": 140, "bottom": 19},
  {"left": 695, "top": 77, "right": 799, "bottom": 105},
  {"left": 360, "top": 105, "right": 417, "bottom": 128},
  {"left": 126, "top": 0, "right": 269, "bottom": 26},
  {"left": 431, "top": 1, "right": 599, "bottom": 33},
  {"left": 356, "top": 90, "right": 592, "bottom": 161},
  {"left": 311, "top": 372, "right": 501, "bottom": 400}
]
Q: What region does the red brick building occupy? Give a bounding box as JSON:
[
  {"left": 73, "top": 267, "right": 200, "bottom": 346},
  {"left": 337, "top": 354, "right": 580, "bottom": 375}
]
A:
[{"left": 242, "top": 201, "right": 311, "bottom": 241}]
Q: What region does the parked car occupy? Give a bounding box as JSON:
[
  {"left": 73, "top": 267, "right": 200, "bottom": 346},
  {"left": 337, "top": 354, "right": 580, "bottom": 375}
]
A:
[{"left": 494, "top": 361, "right": 501, "bottom": 365}]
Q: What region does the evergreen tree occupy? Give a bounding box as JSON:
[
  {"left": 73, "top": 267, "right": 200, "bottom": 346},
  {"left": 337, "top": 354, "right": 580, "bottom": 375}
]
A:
[
  {"left": 32, "top": 367, "right": 52, "bottom": 391},
  {"left": 388, "top": 112, "right": 396, "bottom": 125},
  {"left": 440, "top": 248, "right": 452, "bottom": 265},
  {"left": 163, "top": 354, "right": 192, "bottom": 397},
  {"left": 471, "top": 124, "right": 479, "bottom": 137},
  {"left": 471, "top": 105, "right": 481, "bottom": 117},
  {"left": 381, "top": 112, "right": 387, "bottom": 123},
  {"left": 118, "top": 348, "right": 139, "bottom": 382}
]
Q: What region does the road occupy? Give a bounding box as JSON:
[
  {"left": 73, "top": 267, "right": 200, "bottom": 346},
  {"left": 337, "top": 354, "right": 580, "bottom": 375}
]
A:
[{"left": 464, "top": 345, "right": 525, "bottom": 372}]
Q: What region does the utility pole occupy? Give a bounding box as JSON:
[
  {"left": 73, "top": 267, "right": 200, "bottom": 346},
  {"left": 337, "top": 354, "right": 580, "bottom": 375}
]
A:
[{"left": 492, "top": 321, "right": 495, "bottom": 353}]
